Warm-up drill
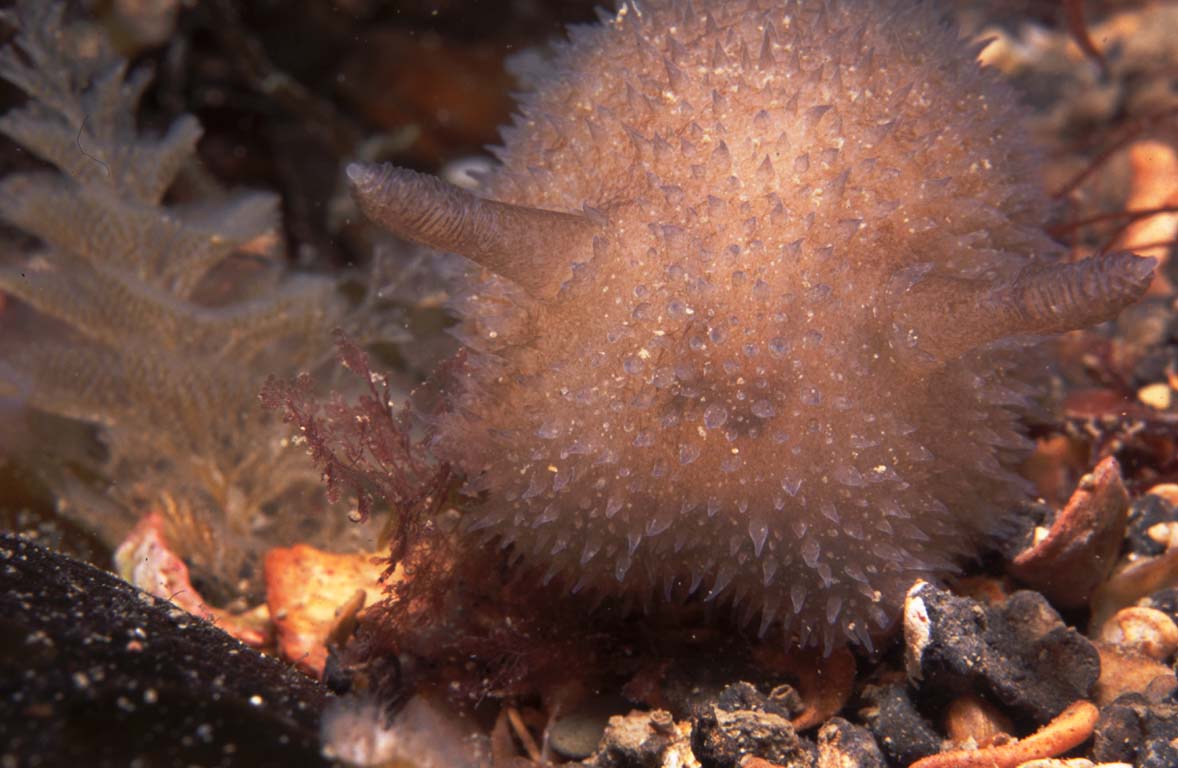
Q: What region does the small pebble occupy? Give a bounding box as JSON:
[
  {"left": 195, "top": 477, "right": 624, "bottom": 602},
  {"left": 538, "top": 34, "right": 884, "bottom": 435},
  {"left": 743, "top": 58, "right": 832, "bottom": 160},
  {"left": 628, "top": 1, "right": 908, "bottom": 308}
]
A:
[
  {"left": 1126, "top": 494, "right": 1178, "bottom": 557},
  {"left": 549, "top": 696, "right": 630, "bottom": 760},
  {"left": 1138, "top": 383, "right": 1172, "bottom": 410},
  {"left": 945, "top": 694, "right": 1013, "bottom": 749},
  {"left": 816, "top": 718, "right": 885, "bottom": 768},
  {"left": 1098, "top": 607, "right": 1178, "bottom": 661}
]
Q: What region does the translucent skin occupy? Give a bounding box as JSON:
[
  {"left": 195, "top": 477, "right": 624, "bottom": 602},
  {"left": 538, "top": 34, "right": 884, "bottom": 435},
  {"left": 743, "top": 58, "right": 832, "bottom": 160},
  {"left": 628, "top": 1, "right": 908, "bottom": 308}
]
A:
[{"left": 350, "top": 0, "right": 1153, "bottom": 651}]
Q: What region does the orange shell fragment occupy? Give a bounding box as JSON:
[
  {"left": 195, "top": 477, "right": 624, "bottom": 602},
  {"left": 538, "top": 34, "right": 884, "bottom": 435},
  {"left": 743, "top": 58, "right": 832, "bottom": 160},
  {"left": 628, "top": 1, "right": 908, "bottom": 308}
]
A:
[
  {"left": 1009, "top": 457, "right": 1129, "bottom": 609},
  {"left": 114, "top": 511, "right": 270, "bottom": 648},
  {"left": 264, "top": 544, "right": 390, "bottom": 677}
]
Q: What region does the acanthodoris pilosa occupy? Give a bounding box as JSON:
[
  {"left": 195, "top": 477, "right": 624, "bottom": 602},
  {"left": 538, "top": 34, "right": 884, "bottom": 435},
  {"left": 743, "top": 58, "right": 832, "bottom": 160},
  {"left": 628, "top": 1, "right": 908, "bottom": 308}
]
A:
[{"left": 348, "top": 0, "right": 1153, "bottom": 652}]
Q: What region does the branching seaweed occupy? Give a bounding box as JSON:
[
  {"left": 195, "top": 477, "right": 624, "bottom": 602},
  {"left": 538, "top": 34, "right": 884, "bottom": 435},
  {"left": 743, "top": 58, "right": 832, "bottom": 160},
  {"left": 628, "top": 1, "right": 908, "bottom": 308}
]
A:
[
  {"left": 0, "top": 0, "right": 384, "bottom": 599},
  {"left": 259, "top": 334, "right": 596, "bottom": 703},
  {"left": 261, "top": 333, "right": 451, "bottom": 566}
]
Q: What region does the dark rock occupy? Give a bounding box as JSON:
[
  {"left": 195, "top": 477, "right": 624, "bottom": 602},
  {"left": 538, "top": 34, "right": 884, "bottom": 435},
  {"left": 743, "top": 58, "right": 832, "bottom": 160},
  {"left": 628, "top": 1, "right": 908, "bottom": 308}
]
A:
[
  {"left": 1094, "top": 694, "right": 1148, "bottom": 764},
  {"left": 690, "top": 682, "right": 815, "bottom": 768},
  {"left": 994, "top": 501, "right": 1053, "bottom": 561},
  {"left": 859, "top": 684, "right": 941, "bottom": 767},
  {"left": 1094, "top": 694, "right": 1178, "bottom": 768},
  {"left": 1126, "top": 494, "right": 1178, "bottom": 557},
  {"left": 714, "top": 681, "right": 797, "bottom": 722},
  {"left": 322, "top": 650, "right": 355, "bottom": 695},
  {"left": 0, "top": 534, "right": 329, "bottom": 768},
  {"left": 1142, "top": 732, "right": 1178, "bottom": 768},
  {"left": 816, "top": 718, "right": 885, "bottom": 768},
  {"left": 584, "top": 709, "right": 686, "bottom": 768},
  {"left": 904, "top": 582, "right": 1099, "bottom": 723}
]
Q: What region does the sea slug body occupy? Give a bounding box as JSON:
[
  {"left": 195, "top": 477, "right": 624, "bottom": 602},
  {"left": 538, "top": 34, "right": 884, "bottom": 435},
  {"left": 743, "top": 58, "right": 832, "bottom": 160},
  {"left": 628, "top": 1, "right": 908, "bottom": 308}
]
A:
[{"left": 348, "top": 0, "right": 1154, "bottom": 651}]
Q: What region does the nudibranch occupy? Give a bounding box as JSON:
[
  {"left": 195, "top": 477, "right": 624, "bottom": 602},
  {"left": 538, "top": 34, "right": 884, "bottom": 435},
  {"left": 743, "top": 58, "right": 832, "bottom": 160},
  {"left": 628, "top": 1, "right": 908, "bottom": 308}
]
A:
[{"left": 347, "top": 0, "right": 1153, "bottom": 651}]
